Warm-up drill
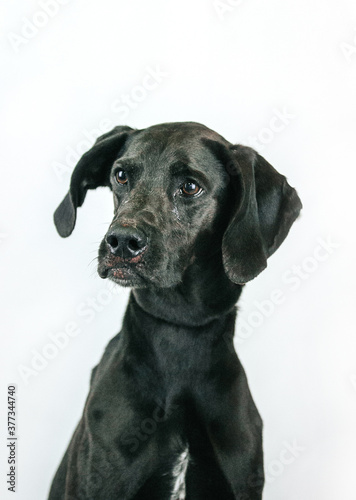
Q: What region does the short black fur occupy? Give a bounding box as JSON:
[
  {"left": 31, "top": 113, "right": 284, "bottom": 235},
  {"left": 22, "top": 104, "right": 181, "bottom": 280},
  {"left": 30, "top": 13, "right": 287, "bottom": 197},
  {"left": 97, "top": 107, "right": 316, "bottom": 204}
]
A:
[{"left": 49, "top": 121, "right": 302, "bottom": 499}]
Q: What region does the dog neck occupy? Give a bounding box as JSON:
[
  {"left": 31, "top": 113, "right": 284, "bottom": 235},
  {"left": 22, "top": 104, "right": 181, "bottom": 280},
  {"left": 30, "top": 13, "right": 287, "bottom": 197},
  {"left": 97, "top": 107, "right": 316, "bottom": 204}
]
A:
[
  {"left": 132, "top": 255, "right": 243, "bottom": 327},
  {"left": 125, "top": 291, "right": 238, "bottom": 363}
]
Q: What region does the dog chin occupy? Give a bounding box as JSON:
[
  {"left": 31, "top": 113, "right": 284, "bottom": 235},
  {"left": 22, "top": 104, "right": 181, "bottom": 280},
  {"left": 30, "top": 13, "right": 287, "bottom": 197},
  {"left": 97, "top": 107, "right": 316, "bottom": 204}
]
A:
[
  {"left": 97, "top": 263, "right": 147, "bottom": 288},
  {"left": 109, "top": 274, "right": 146, "bottom": 288}
]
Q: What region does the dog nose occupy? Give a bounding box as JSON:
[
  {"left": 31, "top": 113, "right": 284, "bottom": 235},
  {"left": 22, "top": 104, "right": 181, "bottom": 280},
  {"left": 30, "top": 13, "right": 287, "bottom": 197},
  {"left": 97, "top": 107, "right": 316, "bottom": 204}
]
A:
[{"left": 105, "top": 227, "right": 148, "bottom": 259}]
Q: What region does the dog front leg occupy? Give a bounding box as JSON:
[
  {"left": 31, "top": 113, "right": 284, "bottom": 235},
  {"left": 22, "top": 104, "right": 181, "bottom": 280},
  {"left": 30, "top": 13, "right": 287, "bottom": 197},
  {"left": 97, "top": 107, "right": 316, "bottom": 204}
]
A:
[{"left": 201, "top": 365, "right": 264, "bottom": 499}]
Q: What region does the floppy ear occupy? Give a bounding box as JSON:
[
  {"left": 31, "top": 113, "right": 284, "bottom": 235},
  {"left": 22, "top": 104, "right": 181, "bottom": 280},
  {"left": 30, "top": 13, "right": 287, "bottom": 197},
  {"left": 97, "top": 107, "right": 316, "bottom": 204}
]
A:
[
  {"left": 54, "top": 126, "right": 134, "bottom": 237},
  {"left": 222, "top": 145, "right": 302, "bottom": 284}
]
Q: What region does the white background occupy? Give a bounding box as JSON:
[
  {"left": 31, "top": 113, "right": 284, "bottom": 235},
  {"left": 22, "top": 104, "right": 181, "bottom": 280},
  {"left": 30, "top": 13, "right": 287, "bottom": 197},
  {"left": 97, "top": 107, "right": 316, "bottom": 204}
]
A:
[{"left": 1, "top": 0, "right": 356, "bottom": 499}]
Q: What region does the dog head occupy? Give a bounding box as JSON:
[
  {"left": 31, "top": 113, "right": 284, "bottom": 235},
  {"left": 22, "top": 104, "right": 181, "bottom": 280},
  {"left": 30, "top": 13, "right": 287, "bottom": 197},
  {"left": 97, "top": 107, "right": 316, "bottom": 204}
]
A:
[{"left": 54, "top": 122, "right": 302, "bottom": 287}]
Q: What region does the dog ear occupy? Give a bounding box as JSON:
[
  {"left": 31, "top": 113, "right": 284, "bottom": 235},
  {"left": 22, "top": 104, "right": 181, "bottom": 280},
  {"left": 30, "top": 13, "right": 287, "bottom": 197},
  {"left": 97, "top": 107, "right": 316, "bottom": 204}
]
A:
[
  {"left": 222, "top": 145, "right": 302, "bottom": 284},
  {"left": 53, "top": 126, "right": 135, "bottom": 237}
]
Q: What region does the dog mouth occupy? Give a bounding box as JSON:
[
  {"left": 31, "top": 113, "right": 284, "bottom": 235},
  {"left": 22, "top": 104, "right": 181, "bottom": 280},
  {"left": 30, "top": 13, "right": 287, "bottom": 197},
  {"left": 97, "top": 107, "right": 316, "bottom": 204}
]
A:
[{"left": 97, "top": 253, "right": 147, "bottom": 285}]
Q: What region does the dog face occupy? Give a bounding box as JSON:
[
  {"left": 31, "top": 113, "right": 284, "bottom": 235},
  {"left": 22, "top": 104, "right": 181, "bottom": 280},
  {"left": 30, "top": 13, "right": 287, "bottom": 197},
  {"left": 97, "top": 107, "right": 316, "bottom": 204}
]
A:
[
  {"left": 54, "top": 122, "right": 302, "bottom": 287},
  {"left": 97, "top": 123, "right": 233, "bottom": 288}
]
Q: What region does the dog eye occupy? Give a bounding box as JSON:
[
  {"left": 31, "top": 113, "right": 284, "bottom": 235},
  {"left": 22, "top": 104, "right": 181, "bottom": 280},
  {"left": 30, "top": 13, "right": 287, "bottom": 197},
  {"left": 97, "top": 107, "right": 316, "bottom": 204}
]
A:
[
  {"left": 181, "top": 181, "right": 202, "bottom": 196},
  {"left": 116, "top": 169, "right": 128, "bottom": 185}
]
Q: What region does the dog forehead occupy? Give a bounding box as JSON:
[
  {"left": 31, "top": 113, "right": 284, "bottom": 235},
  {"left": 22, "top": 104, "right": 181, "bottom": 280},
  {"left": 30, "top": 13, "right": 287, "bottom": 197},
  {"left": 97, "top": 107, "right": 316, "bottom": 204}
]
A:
[
  {"left": 121, "top": 122, "right": 229, "bottom": 179},
  {"left": 128, "top": 122, "right": 225, "bottom": 153}
]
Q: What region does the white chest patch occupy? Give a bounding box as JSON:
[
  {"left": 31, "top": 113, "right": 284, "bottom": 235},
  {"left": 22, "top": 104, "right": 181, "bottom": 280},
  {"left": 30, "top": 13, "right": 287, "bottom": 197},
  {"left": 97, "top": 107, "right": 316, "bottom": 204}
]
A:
[{"left": 170, "top": 447, "right": 189, "bottom": 500}]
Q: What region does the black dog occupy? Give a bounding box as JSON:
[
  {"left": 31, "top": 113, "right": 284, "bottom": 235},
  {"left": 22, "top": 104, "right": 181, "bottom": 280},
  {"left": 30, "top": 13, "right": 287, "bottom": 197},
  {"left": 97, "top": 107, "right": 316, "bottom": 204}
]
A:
[{"left": 49, "top": 122, "right": 302, "bottom": 500}]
